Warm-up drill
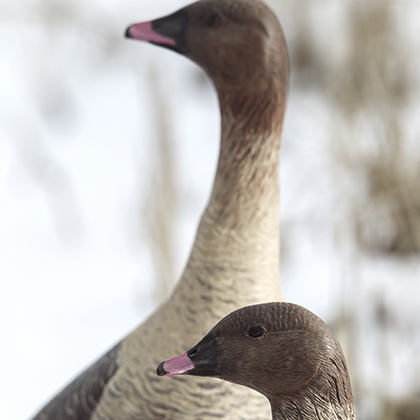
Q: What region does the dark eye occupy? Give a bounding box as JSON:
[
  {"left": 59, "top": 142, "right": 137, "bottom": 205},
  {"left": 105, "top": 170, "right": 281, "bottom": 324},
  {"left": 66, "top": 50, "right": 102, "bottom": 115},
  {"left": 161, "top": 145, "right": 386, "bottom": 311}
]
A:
[
  {"left": 248, "top": 326, "right": 264, "bottom": 338},
  {"left": 208, "top": 13, "right": 221, "bottom": 26}
]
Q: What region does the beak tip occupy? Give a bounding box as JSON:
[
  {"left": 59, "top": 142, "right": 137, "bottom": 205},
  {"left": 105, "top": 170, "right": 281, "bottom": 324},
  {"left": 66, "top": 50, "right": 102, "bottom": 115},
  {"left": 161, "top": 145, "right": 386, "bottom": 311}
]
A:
[
  {"left": 156, "top": 361, "right": 167, "bottom": 377},
  {"left": 124, "top": 26, "right": 132, "bottom": 39}
]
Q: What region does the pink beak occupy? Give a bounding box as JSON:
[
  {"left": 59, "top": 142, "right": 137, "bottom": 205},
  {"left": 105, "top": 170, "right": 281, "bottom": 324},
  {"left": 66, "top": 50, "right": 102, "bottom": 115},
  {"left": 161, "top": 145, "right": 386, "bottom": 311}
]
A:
[
  {"left": 157, "top": 352, "right": 195, "bottom": 377},
  {"left": 125, "top": 21, "right": 177, "bottom": 47}
]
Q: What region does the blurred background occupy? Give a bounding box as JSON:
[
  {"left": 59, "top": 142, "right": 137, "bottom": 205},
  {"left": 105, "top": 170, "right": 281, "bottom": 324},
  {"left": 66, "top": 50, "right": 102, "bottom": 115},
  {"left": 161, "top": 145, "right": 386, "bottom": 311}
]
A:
[{"left": 1, "top": 0, "right": 419, "bottom": 419}]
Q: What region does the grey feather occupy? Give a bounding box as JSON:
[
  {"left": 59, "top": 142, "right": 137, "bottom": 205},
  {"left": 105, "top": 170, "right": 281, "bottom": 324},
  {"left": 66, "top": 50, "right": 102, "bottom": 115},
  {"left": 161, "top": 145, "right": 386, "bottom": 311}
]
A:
[{"left": 32, "top": 344, "right": 120, "bottom": 420}]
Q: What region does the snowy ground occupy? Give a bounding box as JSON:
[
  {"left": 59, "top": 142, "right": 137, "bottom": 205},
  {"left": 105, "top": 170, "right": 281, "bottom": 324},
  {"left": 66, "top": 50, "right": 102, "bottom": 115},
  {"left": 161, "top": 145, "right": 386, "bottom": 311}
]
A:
[{"left": 1, "top": 1, "right": 419, "bottom": 420}]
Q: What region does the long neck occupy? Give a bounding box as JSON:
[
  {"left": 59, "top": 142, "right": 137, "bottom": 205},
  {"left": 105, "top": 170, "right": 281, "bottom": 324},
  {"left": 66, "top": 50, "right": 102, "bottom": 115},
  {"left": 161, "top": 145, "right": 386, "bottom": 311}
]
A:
[
  {"left": 208, "top": 81, "right": 284, "bottom": 230},
  {"left": 171, "top": 78, "right": 286, "bottom": 318}
]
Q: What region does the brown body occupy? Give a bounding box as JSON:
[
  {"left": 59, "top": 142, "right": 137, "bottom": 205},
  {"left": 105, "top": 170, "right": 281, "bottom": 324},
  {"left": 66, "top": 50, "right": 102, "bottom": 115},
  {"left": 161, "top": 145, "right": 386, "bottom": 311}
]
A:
[{"left": 32, "top": 1, "right": 289, "bottom": 419}]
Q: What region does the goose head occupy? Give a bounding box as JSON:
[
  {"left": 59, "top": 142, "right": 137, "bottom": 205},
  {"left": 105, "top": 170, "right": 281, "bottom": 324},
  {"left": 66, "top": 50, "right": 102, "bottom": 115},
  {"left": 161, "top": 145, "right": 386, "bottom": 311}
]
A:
[
  {"left": 125, "top": 0, "right": 289, "bottom": 93},
  {"left": 157, "top": 302, "right": 355, "bottom": 420}
]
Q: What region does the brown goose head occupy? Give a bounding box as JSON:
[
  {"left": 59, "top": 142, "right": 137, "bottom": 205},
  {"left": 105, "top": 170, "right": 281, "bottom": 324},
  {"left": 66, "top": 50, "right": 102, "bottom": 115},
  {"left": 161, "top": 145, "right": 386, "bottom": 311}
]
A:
[
  {"left": 125, "top": 0, "right": 289, "bottom": 93},
  {"left": 157, "top": 302, "right": 355, "bottom": 420}
]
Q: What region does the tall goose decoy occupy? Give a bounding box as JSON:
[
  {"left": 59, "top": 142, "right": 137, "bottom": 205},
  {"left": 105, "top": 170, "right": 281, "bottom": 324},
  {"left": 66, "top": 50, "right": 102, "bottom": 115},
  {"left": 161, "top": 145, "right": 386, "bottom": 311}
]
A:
[
  {"left": 32, "top": 0, "right": 289, "bottom": 419},
  {"left": 158, "top": 302, "right": 356, "bottom": 420}
]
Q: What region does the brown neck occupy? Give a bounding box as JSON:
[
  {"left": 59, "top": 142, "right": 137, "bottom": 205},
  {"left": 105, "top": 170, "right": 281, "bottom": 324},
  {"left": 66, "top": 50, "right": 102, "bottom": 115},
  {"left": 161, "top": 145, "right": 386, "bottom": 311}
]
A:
[
  {"left": 207, "top": 77, "right": 286, "bottom": 230},
  {"left": 170, "top": 78, "right": 287, "bottom": 314},
  {"left": 270, "top": 398, "right": 355, "bottom": 420},
  {"left": 269, "top": 369, "right": 356, "bottom": 420}
]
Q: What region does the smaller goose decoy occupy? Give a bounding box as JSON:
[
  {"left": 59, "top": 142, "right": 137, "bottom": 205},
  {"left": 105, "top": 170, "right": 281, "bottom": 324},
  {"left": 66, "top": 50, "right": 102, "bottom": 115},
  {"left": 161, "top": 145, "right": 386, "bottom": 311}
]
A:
[{"left": 157, "top": 302, "right": 356, "bottom": 420}]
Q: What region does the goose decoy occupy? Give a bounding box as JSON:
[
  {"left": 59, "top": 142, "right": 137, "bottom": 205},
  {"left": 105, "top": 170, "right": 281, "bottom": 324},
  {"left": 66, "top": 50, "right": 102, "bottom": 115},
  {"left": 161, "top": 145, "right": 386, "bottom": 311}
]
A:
[
  {"left": 32, "top": 0, "right": 289, "bottom": 419},
  {"left": 158, "top": 302, "right": 356, "bottom": 420}
]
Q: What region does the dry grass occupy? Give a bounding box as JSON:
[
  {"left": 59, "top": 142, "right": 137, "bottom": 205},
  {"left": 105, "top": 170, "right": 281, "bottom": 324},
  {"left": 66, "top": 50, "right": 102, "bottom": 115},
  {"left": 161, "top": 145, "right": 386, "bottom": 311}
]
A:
[
  {"left": 285, "top": 0, "right": 420, "bottom": 418},
  {"left": 382, "top": 395, "right": 420, "bottom": 420},
  {"left": 327, "top": 0, "right": 420, "bottom": 255},
  {"left": 327, "top": 2, "right": 420, "bottom": 416}
]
